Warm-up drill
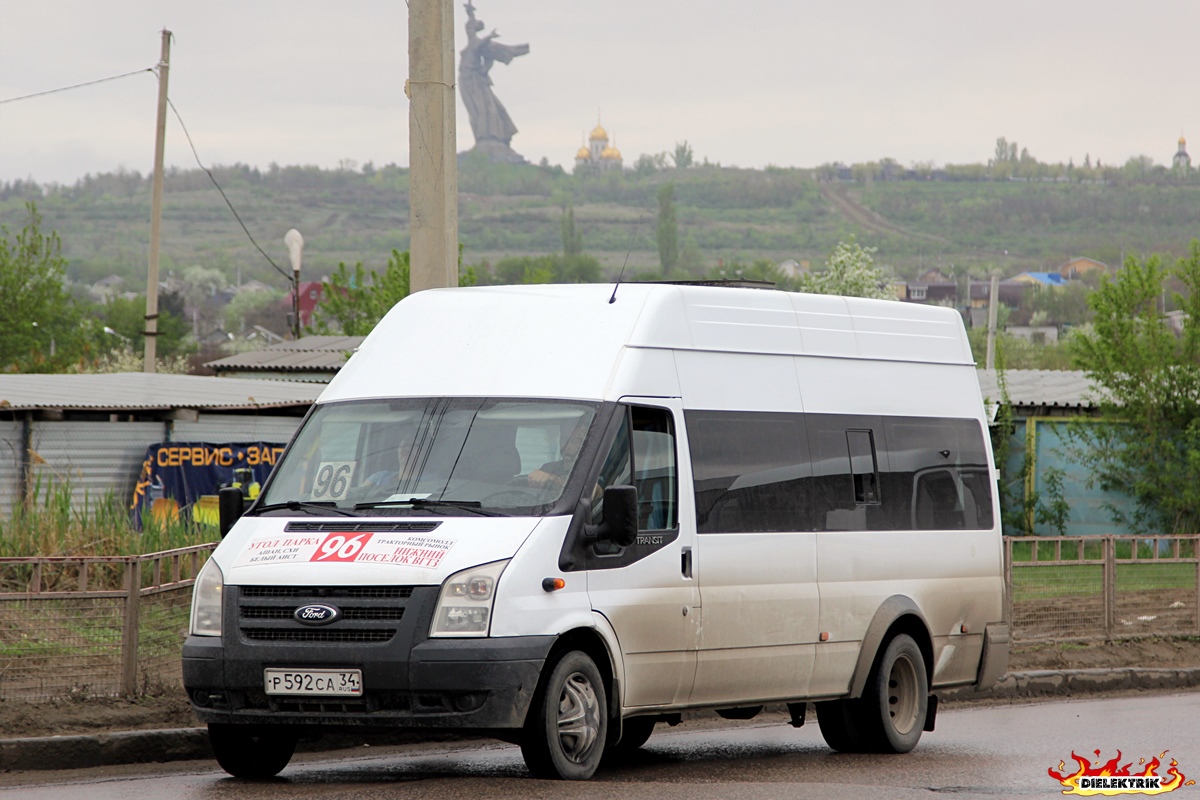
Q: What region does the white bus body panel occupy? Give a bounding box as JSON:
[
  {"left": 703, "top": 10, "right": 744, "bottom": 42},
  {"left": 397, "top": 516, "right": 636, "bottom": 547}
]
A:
[{"left": 283, "top": 284, "right": 1002, "bottom": 712}]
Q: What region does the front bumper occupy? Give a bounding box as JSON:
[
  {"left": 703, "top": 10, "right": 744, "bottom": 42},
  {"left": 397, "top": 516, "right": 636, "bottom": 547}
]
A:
[{"left": 182, "top": 584, "right": 554, "bottom": 730}]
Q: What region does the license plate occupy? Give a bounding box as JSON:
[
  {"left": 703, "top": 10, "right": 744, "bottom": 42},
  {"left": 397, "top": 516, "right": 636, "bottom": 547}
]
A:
[{"left": 264, "top": 668, "right": 363, "bottom": 697}]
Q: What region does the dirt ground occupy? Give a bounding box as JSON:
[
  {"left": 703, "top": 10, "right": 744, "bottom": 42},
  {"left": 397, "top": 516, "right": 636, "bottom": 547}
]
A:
[{"left": 1, "top": 637, "right": 1197, "bottom": 741}]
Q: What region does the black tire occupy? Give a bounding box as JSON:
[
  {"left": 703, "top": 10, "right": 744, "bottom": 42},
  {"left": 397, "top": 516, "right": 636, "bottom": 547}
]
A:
[
  {"left": 208, "top": 723, "right": 297, "bottom": 779},
  {"left": 521, "top": 650, "right": 608, "bottom": 780},
  {"left": 815, "top": 698, "right": 868, "bottom": 753},
  {"left": 860, "top": 633, "right": 927, "bottom": 753},
  {"left": 606, "top": 716, "right": 656, "bottom": 758}
]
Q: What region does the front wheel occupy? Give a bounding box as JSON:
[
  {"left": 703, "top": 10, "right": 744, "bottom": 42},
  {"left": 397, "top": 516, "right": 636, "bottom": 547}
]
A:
[
  {"left": 604, "top": 716, "right": 656, "bottom": 762},
  {"left": 208, "top": 723, "right": 297, "bottom": 778},
  {"left": 521, "top": 650, "right": 608, "bottom": 780}
]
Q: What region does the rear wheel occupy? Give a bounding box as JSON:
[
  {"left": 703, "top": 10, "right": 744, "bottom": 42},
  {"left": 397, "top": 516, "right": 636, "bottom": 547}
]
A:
[
  {"left": 815, "top": 698, "right": 868, "bottom": 753},
  {"left": 862, "top": 633, "right": 927, "bottom": 753},
  {"left": 208, "top": 723, "right": 297, "bottom": 778},
  {"left": 521, "top": 650, "right": 608, "bottom": 780},
  {"left": 817, "top": 633, "right": 928, "bottom": 754}
]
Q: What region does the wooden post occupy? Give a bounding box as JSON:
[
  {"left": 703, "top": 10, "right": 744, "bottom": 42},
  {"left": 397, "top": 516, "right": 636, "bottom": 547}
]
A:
[
  {"left": 408, "top": 0, "right": 459, "bottom": 293},
  {"left": 1103, "top": 536, "right": 1115, "bottom": 640},
  {"left": 121, "top": 559, "right": 142, "bottom": 697},
  {"left": 1003, "top": 537, "right": 1014, "bottom": 626}
]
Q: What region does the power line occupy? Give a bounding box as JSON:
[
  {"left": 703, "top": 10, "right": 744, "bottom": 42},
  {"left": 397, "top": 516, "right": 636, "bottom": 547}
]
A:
[
  {"left": 166, "top": 96, "right": 292, "bottom": 283},
  {"left": 0, "top": 68, "right": 154, "bottom": 105}
]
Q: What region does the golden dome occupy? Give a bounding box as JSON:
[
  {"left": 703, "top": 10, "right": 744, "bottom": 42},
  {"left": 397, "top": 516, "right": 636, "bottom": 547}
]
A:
[
  {"left": 1181, "top": 135, "right": 1188, "bottom": 146},
  {"left": 601, "top": 145, "right": 622, "bottom": 161},
  {"left": 589, "top": 124, "right": 608, "bottom": 141},
  {"left": 575, "top": 145, "right": 591, "bottom": 160}
]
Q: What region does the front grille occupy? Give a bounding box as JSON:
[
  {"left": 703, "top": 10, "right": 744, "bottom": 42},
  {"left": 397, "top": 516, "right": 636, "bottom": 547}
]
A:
[
  {"left": 242, "top": 628, "right": 395, "bottom": 643},
  {"left": 241, "top": 606, "right": 405, "bottom": 622},
  {"left": 236, "top": 585, "right": 417, "bottom": 647}
]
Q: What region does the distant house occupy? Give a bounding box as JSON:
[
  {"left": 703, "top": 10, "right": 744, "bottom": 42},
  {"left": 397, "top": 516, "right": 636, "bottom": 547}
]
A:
[
  {"left": 977, "top": 368, "right": 1135, "bottom": 537},
  {"left": 904, "top": 268, "right": 957, "bottom": 304},
  {"left": 967, "top": 279, "right": 1025, "bottom": 309},
  {"left": 90, "top": 274, "right": 126, "bottom": 301},
  {"left": 1009, "top": 271, "right": 1070, "bottom": 288},
  {"left": 1058, "top": 256, "right": 1108, "bottom": 280},
  {"left": 287, "top": 280, "right": 326, "bottom": 329},
  {"left": 777, "top": 259, "right": 808, "bottom": 279},
  {"left": 237, "top": 279, "right": 277, "bottom": 294}
]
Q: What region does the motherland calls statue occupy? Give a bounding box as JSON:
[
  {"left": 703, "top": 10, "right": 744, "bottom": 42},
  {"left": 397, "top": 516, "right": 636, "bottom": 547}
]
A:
[{"left": 459, "top": 2, "right": 529, "bottom": 163}]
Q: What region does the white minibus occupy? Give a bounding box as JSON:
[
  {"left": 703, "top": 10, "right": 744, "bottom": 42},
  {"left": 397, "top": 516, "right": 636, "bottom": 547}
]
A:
[{"left": 184, "top": 283, "right": 1009, "bottom": 780}]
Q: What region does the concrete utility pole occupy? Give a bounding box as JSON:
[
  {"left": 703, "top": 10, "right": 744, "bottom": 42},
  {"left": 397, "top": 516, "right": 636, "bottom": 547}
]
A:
[
  {"left": 144, "top": 28, "right": 171, "bottom": 373},
  {"left": 985, "top": 274, "right": 1001, "bottom": 370},
  {"left": 408, "top": 0, "right": 458, "bottom": 292}
]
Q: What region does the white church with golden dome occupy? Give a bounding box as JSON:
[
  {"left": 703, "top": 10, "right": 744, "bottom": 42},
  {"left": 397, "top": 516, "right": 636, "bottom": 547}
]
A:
[
  {"left": 574, "top": 120, "right": 623, "bottom": 174},
  {"left": 1173, "top": 135, "right": 1191, "bottom": 172}
]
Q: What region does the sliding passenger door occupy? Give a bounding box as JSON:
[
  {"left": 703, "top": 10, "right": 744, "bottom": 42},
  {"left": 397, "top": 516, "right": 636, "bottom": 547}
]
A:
[
  {"left": 585, "top": 400, "right": 699, "bottom": 708},
  {"left": 684, "top": 410, "right": 820, "bottom": 706}
]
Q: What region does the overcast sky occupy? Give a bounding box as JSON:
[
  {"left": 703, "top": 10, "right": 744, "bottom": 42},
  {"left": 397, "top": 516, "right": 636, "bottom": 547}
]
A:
[{"left": 1, "top": 0, "right": 1197, "bottom": 185}]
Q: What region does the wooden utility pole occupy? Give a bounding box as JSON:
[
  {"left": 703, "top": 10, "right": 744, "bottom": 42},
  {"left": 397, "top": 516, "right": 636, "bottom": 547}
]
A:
[
  {"left": 144, "top": 28, "right": 171, "bottom": 373},
  {"left": 408, "top": 0, "right": 458, "bottom": 292}
]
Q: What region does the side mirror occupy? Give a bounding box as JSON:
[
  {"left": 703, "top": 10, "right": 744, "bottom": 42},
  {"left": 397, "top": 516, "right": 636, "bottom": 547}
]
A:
[
  {"left": 593, "top": 484, "right": 638, "bottom": 547},
  {"left": 218, "top": 486, "right": 244, "bottom": 539}
]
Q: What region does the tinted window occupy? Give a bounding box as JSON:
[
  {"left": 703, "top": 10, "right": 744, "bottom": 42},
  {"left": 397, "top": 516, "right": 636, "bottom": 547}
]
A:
[
  {"left": 886, "top": 417, "right": 994, "bottom": 530},
  {"left": 686, "top": 411, "right": 811, "bottom": 533},
  {"left": 686, "top": 410, "right": 994, "bottom": 533}
]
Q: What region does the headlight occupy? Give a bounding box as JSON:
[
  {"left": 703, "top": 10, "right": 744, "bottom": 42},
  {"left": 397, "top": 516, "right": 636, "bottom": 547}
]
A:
[
  {"left": 430, "top": 560, "right": 508, "bottom": 638},
  {"left": 190, "top": 558, "right": 224, "bottom": 637}
]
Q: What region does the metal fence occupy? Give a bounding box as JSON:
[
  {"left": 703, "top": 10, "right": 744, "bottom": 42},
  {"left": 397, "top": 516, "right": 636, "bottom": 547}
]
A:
[
  {"left": 0, "top": 545, "right": 215, "bottom": 700},
  {"left": 1006, "top": 535, "right": 1200, "bottom": 641},
  {"left": 1, "top": 536, "right": 1197, "bottom": 701}
]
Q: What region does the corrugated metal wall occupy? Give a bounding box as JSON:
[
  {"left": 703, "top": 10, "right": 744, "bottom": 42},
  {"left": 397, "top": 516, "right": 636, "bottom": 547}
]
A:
[
  {"left": 0, "top": 414, "right": 304, "bottom": 516},
  {"left": 28, "top": 421, "right": 166, "bottom": 513},
  {"left": 172, "top": 414, "right": 302, "bottom": 445},
  {"left": 0, "top": 421, "right": 22, "bottom": 515}
]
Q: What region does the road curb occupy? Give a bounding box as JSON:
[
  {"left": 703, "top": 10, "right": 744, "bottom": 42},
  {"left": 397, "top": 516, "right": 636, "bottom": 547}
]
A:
[
  {"left": 4, "top": 668, "right": 1200, "bottom": 772},
  {"left": 938, "top": 666, "right": 1200, "bottom": 702}
]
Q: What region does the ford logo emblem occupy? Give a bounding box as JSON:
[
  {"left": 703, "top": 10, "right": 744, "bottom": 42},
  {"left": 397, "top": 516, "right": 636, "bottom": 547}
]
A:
[{"left": 294, "top": 604, "right": 340, "bottom": 626}]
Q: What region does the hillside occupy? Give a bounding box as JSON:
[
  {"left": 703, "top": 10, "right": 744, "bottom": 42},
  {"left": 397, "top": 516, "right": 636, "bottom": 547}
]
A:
[{"left": 2, "top": 158, "right": 1198, "bottom": 291}]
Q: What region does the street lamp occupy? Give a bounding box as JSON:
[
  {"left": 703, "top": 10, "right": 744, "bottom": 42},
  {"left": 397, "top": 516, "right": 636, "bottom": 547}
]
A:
[{"left": 284, "top": 229, "right": 304, "bottom": 339}]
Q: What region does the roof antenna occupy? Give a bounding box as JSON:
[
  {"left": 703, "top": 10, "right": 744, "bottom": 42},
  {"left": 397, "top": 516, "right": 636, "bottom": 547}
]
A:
[{"left": 609, "top": 248, "right": 631, "bottom": 304}]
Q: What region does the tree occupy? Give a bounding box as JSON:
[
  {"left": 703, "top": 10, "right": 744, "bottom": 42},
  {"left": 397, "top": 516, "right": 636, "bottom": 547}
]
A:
[
  {"left": 308, "top": 248, "right": 477, "bottom": 335},
  {"left": 224, "top": 287, "right": 286, "bottom": 335},
  {"left": 0, "top": 203, "right": 90, "bottom": 372},
  {"left": 102, "top": 293, "right": 192, "bottom": 360},
  {"left": 561, "top": 203, "right": 583, "bottom": 257},
  {"left": 308, "top": 250, "right": 412, "bottom": 336},
  {"left": 656, "top": 183, "right": 678, "bottom": 275},
  {"left": 1068, "top": 241, "right": 1200, "bottom": 534},
  {"left": 493, "top": 254, "right": 601, "bottom": 285},
  {"left": 797, "top": 238, "right": 895, "bottom": 299},
  {"left": 671, "top": 141, "right": 694, "bottom": 170}
]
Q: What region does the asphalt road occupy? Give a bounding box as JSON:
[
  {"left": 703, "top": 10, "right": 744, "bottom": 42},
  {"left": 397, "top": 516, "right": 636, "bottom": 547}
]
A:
[{"left": 2, "top": 693, "right": 1197, "bottom": 799}]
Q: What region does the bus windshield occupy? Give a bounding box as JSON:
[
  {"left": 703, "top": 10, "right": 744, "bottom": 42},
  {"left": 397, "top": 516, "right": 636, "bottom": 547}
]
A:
[{"left": 257, "top": 398, "right": 599, "bottom": 516}]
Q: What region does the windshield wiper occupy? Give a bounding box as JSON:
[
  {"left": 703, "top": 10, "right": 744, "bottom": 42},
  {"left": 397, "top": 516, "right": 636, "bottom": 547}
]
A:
[
  {"left": 248, "top": 500, "right": 362, "bottom": 517},
  {"left": 354, "top": 498, "right": 506, "bottom": 517}
]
